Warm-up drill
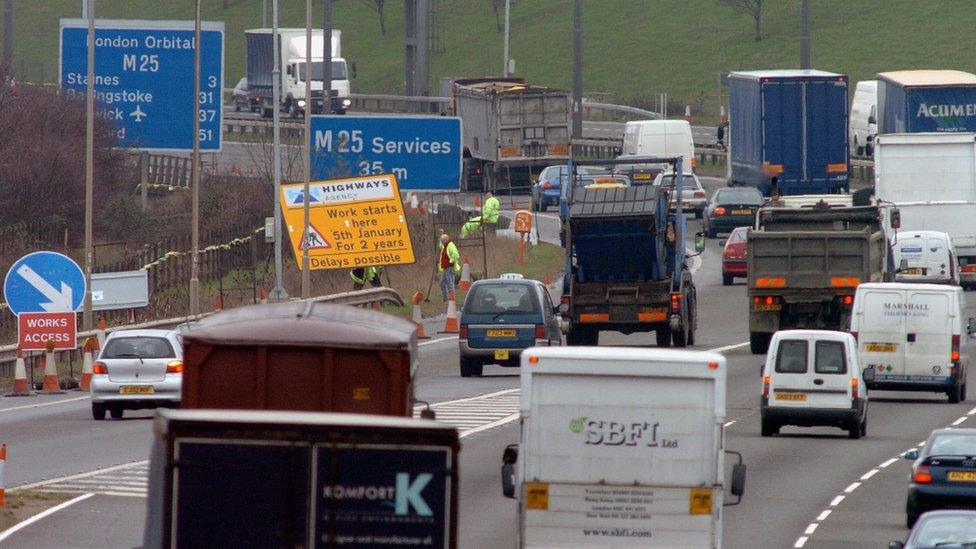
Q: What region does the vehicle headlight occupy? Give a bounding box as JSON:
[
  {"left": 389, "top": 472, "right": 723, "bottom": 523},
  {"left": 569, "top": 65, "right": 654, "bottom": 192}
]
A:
[
  {"left": 297, "top": 100, "right": 306, "bottom": 108},
  {"left": 342, "top": 99, "right": 352, "bottom": 107}
]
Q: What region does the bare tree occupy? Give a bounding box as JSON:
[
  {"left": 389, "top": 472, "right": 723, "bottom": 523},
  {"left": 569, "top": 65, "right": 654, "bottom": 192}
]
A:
[
  {"left": 719, "top": 0, "right": 764, "bottom": 42},
  {"left": 360, "top": 0, "right": 387, "bottom": 35}
]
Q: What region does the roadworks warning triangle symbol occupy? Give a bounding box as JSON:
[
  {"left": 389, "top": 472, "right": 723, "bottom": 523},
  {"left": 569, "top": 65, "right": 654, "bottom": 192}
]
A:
[{"left": 300, "top": 224, "right": 331, "bottom": 251}]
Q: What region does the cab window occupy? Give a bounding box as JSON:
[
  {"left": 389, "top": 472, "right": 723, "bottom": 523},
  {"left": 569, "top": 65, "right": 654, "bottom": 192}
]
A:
[
  {"left": 775, "top": 340, "right": 808, "bottom": 373},
  {"left": 814, "top": 341, "right": 847, "bottom": 374}
]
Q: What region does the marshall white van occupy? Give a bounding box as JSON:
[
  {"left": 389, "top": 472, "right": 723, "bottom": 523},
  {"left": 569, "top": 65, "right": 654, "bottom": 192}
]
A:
[
  {"left": 893, "top": 231, "right": 958, "bottom": 285},
  {"left": 851, "top": 283, "right": 973, "bottom": 402}
]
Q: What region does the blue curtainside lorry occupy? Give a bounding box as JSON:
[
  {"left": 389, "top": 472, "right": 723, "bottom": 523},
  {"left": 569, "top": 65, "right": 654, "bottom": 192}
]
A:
[
  {"left": 728, "top": 70, "right": 849, "bottom": 196},
  {"left": 877, "top": 70, "right": 976, "bottom": 134},
  {"left": 560, "top": 157, "right": 702, "bottom": 347}
]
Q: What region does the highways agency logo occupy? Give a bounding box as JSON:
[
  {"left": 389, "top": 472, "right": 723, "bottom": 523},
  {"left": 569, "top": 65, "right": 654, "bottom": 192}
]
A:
[{"left": 569, "top": 416, "right": 588, "bottom": 434}]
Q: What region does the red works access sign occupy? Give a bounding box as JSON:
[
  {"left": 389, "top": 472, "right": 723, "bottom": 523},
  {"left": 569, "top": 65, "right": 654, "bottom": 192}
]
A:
[{"left": 18, "top": 311, "right": 77, "bottom": 351}]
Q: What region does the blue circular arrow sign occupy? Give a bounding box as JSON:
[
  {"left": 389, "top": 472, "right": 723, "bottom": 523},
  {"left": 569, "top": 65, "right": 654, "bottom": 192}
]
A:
[{"left": 3, "top": 251, "right": 86, "bottom": 316}]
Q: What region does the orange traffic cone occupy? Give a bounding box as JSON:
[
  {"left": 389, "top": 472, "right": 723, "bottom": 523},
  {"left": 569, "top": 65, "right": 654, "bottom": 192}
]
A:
[
  {"left": 8, "top": 348, "right": 30, "bottom": 396},
  {"left": 96, "top": 316, "right": 107, "bottom": 348},
  {"left": 80, "top": 337, "right": 95, "bottom": 391},
  {"left": 474, "top": 195, "right": 482, "bottom": 208},
  {"left": 41, "top": 341, "right": 64, "bottom": 394},
  {"left": 259, "top": 288, "right": 268, "bottom": 304},
  {"left": 412, "top": 292, "right": 429, "bottom": 339},
  {"left": 458, "top": 258, "right": 472, "bottom": 292},
  {"left": 441, "top": 291, "right": 460, "bottom": 334},
  {"left": 213, "top": 294, "right": 223, "bottom": 311},
  {"left": 0, "top": 443, "right": 6, "bottom": 508}
]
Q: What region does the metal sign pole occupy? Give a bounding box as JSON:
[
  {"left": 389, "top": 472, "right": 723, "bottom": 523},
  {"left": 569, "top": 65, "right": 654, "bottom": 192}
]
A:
[
  {"left": 82, "top": 0, "right": 94, "bottom": 332},
  {"left": 270, "top": 0, "right": 288, "bottom": 301},
  {"left": 301, "top": 0, "right": 312, "bottom": 299},
  {"left": 189, "top": 0, "right": 201, "bottom": 315}
]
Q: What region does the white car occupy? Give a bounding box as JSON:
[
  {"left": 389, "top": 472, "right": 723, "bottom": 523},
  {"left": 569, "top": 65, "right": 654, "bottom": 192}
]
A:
[
  {"left": 653, "top": 172, "right": 708, "bottom": 219},
  {"left": 90, "top": 329, "right": 183, "bottom": 420}
]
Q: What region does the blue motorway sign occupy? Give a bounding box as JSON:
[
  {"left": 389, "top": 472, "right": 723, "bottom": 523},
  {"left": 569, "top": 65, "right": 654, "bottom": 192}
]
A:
[
  {"left": 59, "top": 19, "right": 224, "bottom": 152},
  {"left": 4, "top": 252, "right": 86, "bottom": 316},
  {"left": 310, "top": 115, "right": 462, "bottom": 191}
]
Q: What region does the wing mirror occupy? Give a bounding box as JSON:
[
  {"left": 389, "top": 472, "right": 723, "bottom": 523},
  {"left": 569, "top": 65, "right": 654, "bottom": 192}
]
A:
[
  {"left": 903, "top": 449, "right": 919, "bottom": 460},
  {"left": 967, "top": 317, "right": 975, "bottom": 337},
  {"left": 888, "top": 542, "right": 904, "bottom": 549},
  {"left": 890, "top": 208, "right": 901, "bottom": 229},
  {"left": 724, "top": 451, "right": 746, "bottom": 505},
  {"left": 350, "top": 62, "right": 358, "bottom": 78},
  {"left": 695, "top": 232, "right": 706, "bottom": 253},
  {"left": 861, "top": 367, "right": 876, "bottom": 383},
  {"left": 868, "top": 115, "right": 877, "bottom": 125},
  {"left": 501, "top": 444, "right": 518, "bottom": 499}
]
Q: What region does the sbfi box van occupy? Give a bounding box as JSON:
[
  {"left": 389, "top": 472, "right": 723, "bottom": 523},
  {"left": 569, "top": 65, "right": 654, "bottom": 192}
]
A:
[
  {"left": 893, "top": 231, "right": 958, "bottom": 285},
  {"left": 851, "top": 283, "right": 973, "bottom": 402},
  {"left": 849, "top": 80, "right": 877, "bottom": 156},
  {"left": 617, "top": 119, "right": 695, "bottom": 182},
  {"left": 760, "top": 330, "right": 870, "bottom": 439}
]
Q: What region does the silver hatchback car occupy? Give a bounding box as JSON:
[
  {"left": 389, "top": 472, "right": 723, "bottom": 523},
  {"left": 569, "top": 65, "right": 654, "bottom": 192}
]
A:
[{"left": 90, "top": 329, "right": 183, "bottom": 420}]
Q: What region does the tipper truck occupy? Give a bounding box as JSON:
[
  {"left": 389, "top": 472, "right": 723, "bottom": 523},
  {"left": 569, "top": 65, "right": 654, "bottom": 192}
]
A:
[
  {"left": 877, "top": 70, "right": 976, "bottom": 134},
  {"left": 728, "top": 70, "right": 850, "bottom": 196},
  {"left": 560, "top": 157, "right": 702, "bottom": 347},
  {"left": 874, "top": 132, "right": 976, "bottom": 288},
  {"left": 245, "top": 28, "right": 352, "bottom": 118},
  {"left": 452, "top": 77, "right": 571, "bottom": 193},
  {"left": 501, "top": 347, "right": 746, "bottom": 548},
  {"left": 747, "top": 200, "right": 889, "bottom": 354}
]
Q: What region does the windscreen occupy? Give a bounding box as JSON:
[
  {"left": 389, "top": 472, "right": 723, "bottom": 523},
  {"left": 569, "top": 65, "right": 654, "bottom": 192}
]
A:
[{"left": 297, "top": 60, "right": 348, "bottom": 81}]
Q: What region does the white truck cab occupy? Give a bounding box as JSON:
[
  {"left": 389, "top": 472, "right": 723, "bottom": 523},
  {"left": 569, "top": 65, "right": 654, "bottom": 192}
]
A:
[
  {"left": 760, "top": 330, "right": 870, "bottom": 439},
  {"left": 501, "top": 346, "right": 745, "bottom": 548},
  {"left": 851, "top": 282, "right": 973, "bottom": 402}
]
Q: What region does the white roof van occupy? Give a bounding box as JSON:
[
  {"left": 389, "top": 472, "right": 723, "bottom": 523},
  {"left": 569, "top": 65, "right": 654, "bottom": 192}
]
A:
[
  {"left": 851, "top": 282, "right": 973, "bottom": 402},
  {"left": 849, "top": 80, "right": 877, "bottom": 156},
  {"left": 617, "top": 120, "right": 696, "bottom": 180},
  {"left": 893, "top": 230, "right": 958, "bottom": 285},
  {"left": 760, "top": 330, "right": 869, "bottom": 439}
]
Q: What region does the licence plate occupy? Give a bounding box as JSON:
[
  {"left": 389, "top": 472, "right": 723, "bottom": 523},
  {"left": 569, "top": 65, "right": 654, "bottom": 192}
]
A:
[
  {"left": 732, "top": 209, "right": 752, "bottom": 215},
  {"left": 775, "top": 392, "right": 806, "bottom": 401},
  {"left": 865, "top": 342, "right": 896, "bottom": 352},
  {"left": 755, "top": 304, "right": 782, "bottom": 312},
  {"left": 486, "top": 329, "right": 516, "bottom": 338},
  {"left": 494, "top": 349, "right": 510, "bottom": 360},
  {"left": 119, "top": 385, "right": 154, "bottom": 395},
  {"left": 902, "top": 268, "right": 924, "bottom": 275},
  {"left": 634, "top": 173, "right": 652, "bottom": 180},
  {"left": 948, "top": 470, "right": 976, "bottom": 482}
]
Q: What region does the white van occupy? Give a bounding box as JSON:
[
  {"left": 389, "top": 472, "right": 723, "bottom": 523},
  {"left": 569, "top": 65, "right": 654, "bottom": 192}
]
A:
[
  {"left": 760, "top": 330, "right": 869, "bottom": 439},
  {"left": 851, "top": 282, "right": 973, "bottom": 402},
  {"left": 849, "top": 80, "right": 877, "bottom": 156},
  {"left": 617, "top": 119, "right": 696, "bottom": 182},
  {"left": 893, "top": 231, "right": 959, "bottom": 285}
]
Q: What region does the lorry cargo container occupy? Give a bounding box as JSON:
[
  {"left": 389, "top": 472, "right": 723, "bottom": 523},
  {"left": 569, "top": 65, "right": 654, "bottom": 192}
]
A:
[
  {"left": 180, "top": 301, "right": 417, "bottom": 416},
  {"left": 874, "top": 132, "right": 976, "bottom": 288},
  {"left": 877, "top": 70, "right": 976, "bottom": 134},
  {"left": 246, "top": 28, "right": 351, "bottom": 117},
  {"left": 747, "top": 204, "right": 888, "bottom": 354},
  {"left": 501, "top": 347, "right": 745, "bottom": 548},
  {"left": 452, "top": 77, "right": 571, "bottom": 193},
  {"left": 728, "top": 70, "right": 849, "bottom": 195},
  {"left": 144, "top": 409, "right": 458, "bottom": 548}
]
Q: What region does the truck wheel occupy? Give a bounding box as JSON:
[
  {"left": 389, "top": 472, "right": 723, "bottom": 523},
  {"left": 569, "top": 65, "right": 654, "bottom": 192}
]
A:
[
  {"left": 655, "top": 328, "right": 671, "bottom": 347},
  {"left": 91, "top": 403, "right": 106, "bottom": 421},
  {"left": 861, "top": 415, "right": 867, "bottom": 437},
  {"left": 750, "top": 332, "right": 771, "bottom": 355},
  {"left": 722, "top": 274, "right": 733, "bottom": 286},
  {"left": 460, "top": 357, "right": 483, "bottom": 377},
  {"left": 672, "top": 325, "right": 688, "bottom": 348},
  {"left": 262, "top": 108, "right": 273, "bottom": 118},
  {"left": 848, "top": 420, "right": 862, "bottom": 440},
  {"left": 567, "top": 328, "right": 597, "bottom": 346},
  {"left": 949, "top": 382, "right": 963, "bottom": 404},
  {"left": 760, "top": 419, "right": 778, "bottom": 437}
]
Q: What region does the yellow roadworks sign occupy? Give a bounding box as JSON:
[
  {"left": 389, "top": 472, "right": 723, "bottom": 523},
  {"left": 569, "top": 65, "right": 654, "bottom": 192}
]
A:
[{"left": 279, "top": 173, "right": 415, "bottom": 270}]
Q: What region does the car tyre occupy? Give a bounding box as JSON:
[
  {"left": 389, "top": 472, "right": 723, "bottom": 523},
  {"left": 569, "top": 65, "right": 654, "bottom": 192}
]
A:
[
  {"left": 460, "top": 357, "right": 483, "bottom": 377},
  {"left": 706, "top": 227, "right": 717, "bottom": 239},
  {"left": 906, "top": 504, "right": 920, "bottom": 528},
  {"left": 655, "top": 328, "right": 671, "bottom": 347},
  {"left": 760, "top": 418, "right": 778, "bottom": 437},
  {"left": 723, "top": 273, "right": 733, "bottom": 286},
  {"left": 750, "top": 332, "right": 771, "bottom": 355},
  {"left": 110, "top": 407, "right": 124, "bottom": 420},
  {"left": 538, "top": 201, "right": 548, "bottom": 212},
  {"left": 91, "top": 402, "right": 106, "bottom": 421},
  {"left": 694, "top": 209, "right": 703, "bottom": 220}
]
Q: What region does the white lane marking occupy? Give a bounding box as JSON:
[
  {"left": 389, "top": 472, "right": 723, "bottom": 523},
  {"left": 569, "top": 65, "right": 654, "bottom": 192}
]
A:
[
  {"left": 843, "top": 482, "right": 860, "bottom": 493},
  {"left": 969, "top": 405, "right": 976, "bottom": 415},
  {"left": 707, "top": 341, "right": 749, "bottom": 354},
  {"left": 12, "top": 460, "right": 148, "bottom": 492},
  {"left": 0, "top": 492, "right": 94, "bottom": 542},
  {"left": 830, "top": 495, "right": 845, "bottom": 506},
  {"left": 724, "top": 420, "right": 736, "bottom": 427},
  {"left": 879, "top": 458, "right": 898, "bottom": 469},
  {"left": 420, "top": 388, "right": 519, "bottom": 409},
  {"left": 860, "top": 469, "right": 878, "bottom": 481},
  {"left": 816, "top": 509, "right": 831, "bottom": 521},
  {"left": 804, "top": 523, "right": 818, "bottom": 535},
  {"left": 793, "top": 536, "right": 808, "bottom": 548},
  {"left": 954, "top": 416, "right": 968, "bottom": 426},
  {"left": 418, "top": 335, "right": 458, "bottom": 347},
  {"left": 0, "top": 396, "right": 90, "bottom": 414},
  {"left": 460, "top": 413, "right": 520, "bottom": 438}
]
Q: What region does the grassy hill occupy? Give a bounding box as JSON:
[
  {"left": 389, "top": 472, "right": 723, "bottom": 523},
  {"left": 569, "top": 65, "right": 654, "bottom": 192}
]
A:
[{"left": 9, "top": 1, "right": 976, "bottom": 118}]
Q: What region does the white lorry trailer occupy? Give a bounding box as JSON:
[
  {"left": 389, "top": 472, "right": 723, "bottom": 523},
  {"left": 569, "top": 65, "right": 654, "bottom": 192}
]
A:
[
  {"left": 245, "top": 29, "right": 352, "bottom": 118},
  {"left": 874, "top": 133, "right": 976, "bottom": 288},
  {"left": 501, "top": 347, "right": 745, "bottom": 548}
]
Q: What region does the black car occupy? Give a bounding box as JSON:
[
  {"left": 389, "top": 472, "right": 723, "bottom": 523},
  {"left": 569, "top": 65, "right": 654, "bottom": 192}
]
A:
[
  {"left": 904, "top": 428, "right": 976, "bottom": 527},
  {"left": 702, "top": 187, "right": 765, "bottom": 238}
]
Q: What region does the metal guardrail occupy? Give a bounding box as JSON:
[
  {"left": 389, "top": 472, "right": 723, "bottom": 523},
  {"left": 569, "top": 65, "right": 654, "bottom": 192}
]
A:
[
  {"left": 581, "top": 101, "right": 659, "bottom": 122},
  {"left": 0, "top": 287, "right": 404, "bottom": 375}
]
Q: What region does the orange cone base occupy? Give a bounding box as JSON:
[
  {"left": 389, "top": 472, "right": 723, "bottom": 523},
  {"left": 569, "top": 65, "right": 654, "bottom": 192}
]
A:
[
  {"left": 458, "top": 280, "right": 471, "bottom": 292},
  {"left": 41, "top": 375, "right": 65, "bottom": 394},
  {"left": 79, "top": 372, "right": 93, "bottom": 391},
  {"left": 440, "top": 318, "right": 459, "bottom": 334},
  {"left": 415, "top": 322, "right": 430, "bottom": 339},
  {"left": 7, "top": 378, "right": 32, "bottom": 396}
]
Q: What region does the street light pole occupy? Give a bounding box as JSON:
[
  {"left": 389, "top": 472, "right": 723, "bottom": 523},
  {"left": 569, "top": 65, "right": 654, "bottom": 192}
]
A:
[
  {"left": 83, "top": 0, "right": 94, "bottom": 332},
  {"left": 301, "top": 0, "right": 312, "bottom": 299},
  {"left": 571, "top": 0, "right": 582, "bottom": 139},
  {"left": 189, "top": 0, "right": 201, "bottom": 315},
  {"left": 800, "top": 0, "right": 810, "bottom": 69},
  {"left": 502, "top": 0, "right": 511, "bottom": 77},
  {"left": 270, "top": 0, "right": 287, "bottom": 301}
]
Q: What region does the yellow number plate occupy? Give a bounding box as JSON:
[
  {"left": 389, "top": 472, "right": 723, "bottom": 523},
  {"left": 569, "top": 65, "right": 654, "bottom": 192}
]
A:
[
  {"left": 902, "top": 268, "right": 924, "bottom": 275},
  {"left": 865, "top": 342, "right": 897, "bottom": 352},
  {"left": 486, "top": 329, "right": 516, "bottom": 338},
  {"left": 119, "top": 385, "right": 154, "bottom": 395},
  {"left": 755, "top": 304, "right": 782, "bottom": 312},
  {"left": 732, "top": 209, "right": 752, "bottom": 215},
  {"left": 634, "top": 173, "right": 652, "bottom": 180},
  {"left": 494, "top": 349, "right": 510, "bottom": 360},
  {"left": 948, "top": 471, "right": 976, "bottom": 482},
  {"left": 775, "top": 392, "right": 806, "bottom": 401}
]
